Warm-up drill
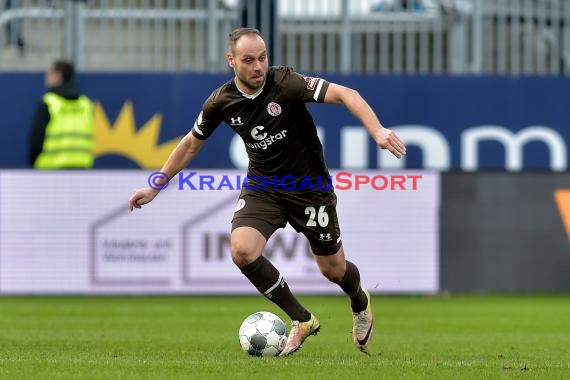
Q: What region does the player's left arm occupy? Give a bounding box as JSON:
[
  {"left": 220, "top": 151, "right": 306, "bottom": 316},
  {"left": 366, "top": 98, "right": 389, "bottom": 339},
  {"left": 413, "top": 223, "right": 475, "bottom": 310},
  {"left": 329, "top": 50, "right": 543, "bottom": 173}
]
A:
[{"left": 323, "top": 83, "right": 406, "bottom": 158}]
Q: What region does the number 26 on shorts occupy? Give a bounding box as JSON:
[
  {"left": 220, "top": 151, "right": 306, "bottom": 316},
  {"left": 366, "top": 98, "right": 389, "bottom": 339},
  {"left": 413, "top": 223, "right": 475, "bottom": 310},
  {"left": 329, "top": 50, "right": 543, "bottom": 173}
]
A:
[{"left": 305, "top": 206, "right": 329, "bottom": 227}]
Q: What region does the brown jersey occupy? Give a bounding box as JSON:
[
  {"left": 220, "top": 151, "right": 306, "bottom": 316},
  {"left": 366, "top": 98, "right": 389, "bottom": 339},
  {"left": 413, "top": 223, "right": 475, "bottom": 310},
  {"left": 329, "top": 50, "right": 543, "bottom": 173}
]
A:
[{"left": 192, "top": 66, "right": 331, "bottom": 184}]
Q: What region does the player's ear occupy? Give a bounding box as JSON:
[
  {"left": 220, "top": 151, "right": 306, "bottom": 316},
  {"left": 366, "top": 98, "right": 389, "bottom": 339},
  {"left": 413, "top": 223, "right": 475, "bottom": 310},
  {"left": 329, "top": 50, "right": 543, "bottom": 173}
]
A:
[{"left": 226, "top": 52, "right": 235, "bottom": 68}]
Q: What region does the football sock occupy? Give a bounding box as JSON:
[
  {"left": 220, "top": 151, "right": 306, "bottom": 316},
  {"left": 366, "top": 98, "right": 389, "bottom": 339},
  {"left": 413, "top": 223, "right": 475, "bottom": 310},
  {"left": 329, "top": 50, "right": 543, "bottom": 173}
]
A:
[
  {"left": 240, "top": 255, "right": 311, "bottom": 322},
  {"left": 336, "top": 260, "right": 368, "bottom": 313}
]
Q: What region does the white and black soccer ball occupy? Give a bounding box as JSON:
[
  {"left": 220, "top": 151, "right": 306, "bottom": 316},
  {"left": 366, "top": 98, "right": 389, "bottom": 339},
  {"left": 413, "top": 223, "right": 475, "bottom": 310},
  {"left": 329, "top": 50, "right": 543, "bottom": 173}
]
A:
[{"left": 238, "top": 311, "right": 288, "bottom": 357}]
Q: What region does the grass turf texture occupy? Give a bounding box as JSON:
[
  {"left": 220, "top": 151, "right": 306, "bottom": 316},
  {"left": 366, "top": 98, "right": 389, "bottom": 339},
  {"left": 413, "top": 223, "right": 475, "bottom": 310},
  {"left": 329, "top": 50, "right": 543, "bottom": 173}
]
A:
[{"left": 0, "top": 295, "right": 568, "bottom": 380}]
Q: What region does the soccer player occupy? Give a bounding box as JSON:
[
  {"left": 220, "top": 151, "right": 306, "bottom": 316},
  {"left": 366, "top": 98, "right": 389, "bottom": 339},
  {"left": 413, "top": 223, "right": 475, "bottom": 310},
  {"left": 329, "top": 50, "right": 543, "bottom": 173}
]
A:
[{"left": 128, "top": 28, "right": 406, "bottom": 355}]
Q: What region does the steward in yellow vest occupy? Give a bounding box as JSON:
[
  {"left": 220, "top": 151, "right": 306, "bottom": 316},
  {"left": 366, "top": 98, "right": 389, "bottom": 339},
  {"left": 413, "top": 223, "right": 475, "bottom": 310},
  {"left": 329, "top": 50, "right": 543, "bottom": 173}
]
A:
[{"left": 29, "top": 60, "right": 94, "bottom": 169}]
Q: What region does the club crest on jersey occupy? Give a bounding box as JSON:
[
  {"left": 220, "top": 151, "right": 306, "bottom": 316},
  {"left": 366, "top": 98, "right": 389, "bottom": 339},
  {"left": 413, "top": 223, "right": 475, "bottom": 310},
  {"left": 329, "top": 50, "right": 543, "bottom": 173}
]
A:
[{"left": 267, "top": 102, "right": 282, "bottom": 117}]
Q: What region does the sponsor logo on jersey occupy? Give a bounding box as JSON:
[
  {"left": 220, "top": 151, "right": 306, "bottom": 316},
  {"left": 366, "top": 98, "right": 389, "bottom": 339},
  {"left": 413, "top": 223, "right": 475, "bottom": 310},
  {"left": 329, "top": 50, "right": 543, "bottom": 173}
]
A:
[
  {"left": 247, "top": 126, "right": 288, "bottom": 150},
  {"left": 267, "top": 102, "right": 282, "bottom": 117},
  {"left": 251, "top": 126, "right": 268, "bottom": 140},
  {"left": 319, "top": 233, "right": 333, "bottom": 242},
  {"left": 230, "top": 116, "right": 243, "bottom": 125}
]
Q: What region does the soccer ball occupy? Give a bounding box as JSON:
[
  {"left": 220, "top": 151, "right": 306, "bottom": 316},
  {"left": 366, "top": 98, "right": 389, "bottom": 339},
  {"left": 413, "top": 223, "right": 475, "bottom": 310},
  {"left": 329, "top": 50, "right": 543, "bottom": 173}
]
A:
[{"left": 238, "top": 311, "right": 288, "bottom": 357}]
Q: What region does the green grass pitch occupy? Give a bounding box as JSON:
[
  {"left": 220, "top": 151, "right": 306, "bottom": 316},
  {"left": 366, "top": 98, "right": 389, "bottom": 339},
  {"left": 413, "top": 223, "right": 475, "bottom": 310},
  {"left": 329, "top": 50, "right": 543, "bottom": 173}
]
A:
[{"left": 0, "top": 294, "right": 568, "bottom": 379}]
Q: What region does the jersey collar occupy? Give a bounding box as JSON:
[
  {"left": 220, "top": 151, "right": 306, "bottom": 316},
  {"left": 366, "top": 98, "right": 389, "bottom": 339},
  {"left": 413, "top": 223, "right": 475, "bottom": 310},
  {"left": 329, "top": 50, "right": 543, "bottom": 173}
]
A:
[{"left": 234, "top": 77, "right": 265, "bottom": 100}]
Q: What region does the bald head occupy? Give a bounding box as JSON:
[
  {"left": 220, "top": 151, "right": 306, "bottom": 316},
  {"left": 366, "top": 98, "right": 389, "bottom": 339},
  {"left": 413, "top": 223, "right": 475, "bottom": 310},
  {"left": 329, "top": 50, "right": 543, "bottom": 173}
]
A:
[{"left": 227, "top": 28, "right": 263, "bottom": 55}]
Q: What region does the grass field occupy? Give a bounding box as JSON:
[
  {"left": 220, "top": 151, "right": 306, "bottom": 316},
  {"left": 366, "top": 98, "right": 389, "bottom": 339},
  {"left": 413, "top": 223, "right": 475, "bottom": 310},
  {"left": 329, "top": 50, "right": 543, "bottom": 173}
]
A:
[{"left": 0, "top": 294, "right": 568, "bottom": 380}]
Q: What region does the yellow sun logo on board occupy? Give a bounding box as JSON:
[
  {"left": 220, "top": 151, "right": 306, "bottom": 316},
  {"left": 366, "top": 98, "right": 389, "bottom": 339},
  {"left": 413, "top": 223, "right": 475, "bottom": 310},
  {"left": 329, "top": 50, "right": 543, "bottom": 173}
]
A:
[{"left": 93, "top": 101, "right": 181, "bottom": 168}]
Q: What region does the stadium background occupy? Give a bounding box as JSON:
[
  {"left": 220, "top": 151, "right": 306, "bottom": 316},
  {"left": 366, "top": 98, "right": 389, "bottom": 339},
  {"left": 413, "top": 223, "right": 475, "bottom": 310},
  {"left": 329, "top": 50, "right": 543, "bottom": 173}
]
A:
[{"left": 0, "top": 0, "right": 570, "bottom": 294}]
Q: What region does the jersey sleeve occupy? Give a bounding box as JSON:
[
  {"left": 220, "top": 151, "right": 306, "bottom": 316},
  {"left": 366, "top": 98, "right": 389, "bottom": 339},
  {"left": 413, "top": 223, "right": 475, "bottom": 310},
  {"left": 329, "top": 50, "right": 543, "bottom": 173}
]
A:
[
  {"left": 191, "top": 94, "right": 222, "bottom": 140},
  {"left": 281, "top": 68, "right": 330, "bottom": 103}
]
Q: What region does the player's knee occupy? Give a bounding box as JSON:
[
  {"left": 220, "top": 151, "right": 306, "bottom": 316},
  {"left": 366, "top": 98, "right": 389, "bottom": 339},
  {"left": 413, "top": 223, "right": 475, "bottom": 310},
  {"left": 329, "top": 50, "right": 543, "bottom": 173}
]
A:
[
  {"left": 230, "top": 240, "right": 256, "bottom": 267},
  {"left": 319, "top": 264, "right": 344, "bottom": 283}
]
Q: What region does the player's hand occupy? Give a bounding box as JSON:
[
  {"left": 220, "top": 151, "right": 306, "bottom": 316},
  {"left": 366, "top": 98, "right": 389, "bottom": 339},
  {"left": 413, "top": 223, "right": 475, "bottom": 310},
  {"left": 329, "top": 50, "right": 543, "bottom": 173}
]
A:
[
  {"left": 128, "top": 187, "right": 160, "bottom": 211},
  {"left": 376, "top": 127, "right": 406, "bottom": 158}
]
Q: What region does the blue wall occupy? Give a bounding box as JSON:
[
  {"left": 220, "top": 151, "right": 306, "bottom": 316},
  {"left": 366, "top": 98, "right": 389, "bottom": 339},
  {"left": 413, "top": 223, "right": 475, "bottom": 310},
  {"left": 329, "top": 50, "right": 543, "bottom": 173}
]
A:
[{"left": 1, "top": 73, "right": 568, "bottom": 170}]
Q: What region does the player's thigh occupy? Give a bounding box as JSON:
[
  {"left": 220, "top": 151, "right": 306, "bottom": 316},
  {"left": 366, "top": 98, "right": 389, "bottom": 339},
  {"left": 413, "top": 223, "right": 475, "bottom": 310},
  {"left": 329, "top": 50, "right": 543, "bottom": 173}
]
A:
[
  {"left": 231, "top": 188, "right": 286, "bottom": 265},
  {"left": 286, "top": 190, "right": 342, "bottom": 256}
]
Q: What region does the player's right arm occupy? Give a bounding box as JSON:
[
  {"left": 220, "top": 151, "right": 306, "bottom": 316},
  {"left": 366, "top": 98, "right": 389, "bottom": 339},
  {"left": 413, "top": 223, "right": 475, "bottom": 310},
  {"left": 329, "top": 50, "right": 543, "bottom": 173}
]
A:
[
  {"left": 128, "top": 92, "right": 222, "bottom": 211},
  {"left": 128, "top": 132, "right": 204, "bottom": 211}
]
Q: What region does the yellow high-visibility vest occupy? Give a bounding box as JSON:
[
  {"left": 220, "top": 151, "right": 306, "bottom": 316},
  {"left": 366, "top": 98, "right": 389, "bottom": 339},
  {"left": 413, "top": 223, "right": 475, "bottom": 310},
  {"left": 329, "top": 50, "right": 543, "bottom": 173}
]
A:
[{"left": 34, "top": 92, "right": 94, "bottom": 169}]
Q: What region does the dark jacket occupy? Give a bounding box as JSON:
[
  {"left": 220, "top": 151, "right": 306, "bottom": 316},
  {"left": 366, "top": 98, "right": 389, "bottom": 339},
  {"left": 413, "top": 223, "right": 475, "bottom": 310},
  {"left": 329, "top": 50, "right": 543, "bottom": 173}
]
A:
[{"left": 28, "top": 82, "right": 83, "bottom": 166}]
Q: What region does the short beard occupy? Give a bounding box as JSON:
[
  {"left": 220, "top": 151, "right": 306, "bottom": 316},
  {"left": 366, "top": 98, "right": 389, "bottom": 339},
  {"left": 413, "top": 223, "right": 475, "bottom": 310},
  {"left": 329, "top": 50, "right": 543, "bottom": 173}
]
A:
[{"left": 236, "top": 74, "right": 264, "bottom": 94}]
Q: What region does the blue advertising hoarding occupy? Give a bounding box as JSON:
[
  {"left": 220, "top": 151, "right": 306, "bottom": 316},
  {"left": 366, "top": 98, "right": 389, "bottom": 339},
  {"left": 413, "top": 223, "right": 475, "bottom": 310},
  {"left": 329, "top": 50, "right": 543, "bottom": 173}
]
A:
[{"left": 1, "top": 73, "right": 568, "bottom": 170}]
